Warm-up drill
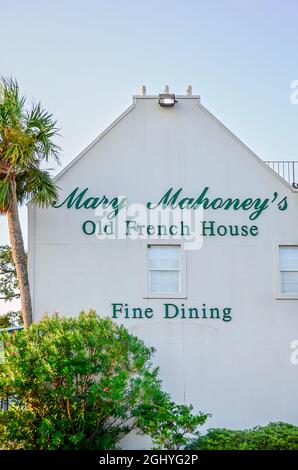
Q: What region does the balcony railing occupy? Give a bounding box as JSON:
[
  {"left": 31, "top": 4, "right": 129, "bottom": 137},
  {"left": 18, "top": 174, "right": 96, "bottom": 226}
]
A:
[{"left": 265, "top": 161, "right": 298, "bottom": 188}]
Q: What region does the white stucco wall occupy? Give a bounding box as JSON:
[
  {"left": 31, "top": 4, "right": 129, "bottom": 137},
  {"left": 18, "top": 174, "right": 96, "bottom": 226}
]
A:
[{"left": 28, "top": 95, "right": 298, "bottom": 449}]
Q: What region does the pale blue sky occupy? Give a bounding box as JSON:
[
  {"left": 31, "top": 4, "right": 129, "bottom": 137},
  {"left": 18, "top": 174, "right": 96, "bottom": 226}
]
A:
[{"left": 1, "top": 0, "right": 298, "bottom": 312}]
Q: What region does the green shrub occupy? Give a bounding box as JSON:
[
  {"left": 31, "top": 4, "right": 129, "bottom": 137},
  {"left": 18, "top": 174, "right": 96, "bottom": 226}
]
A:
[
  {"left": 189, "top": 422, "right": 298, "bottom": 450},
  {"left": 139, "top": 401, "right": 209, "bottom": 450},
  {"left": 0, "top": 310, "right": 208, "bottom": 449}
]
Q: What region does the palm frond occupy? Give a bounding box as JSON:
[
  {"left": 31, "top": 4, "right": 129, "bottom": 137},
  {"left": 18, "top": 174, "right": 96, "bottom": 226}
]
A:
[
  {"left": 0, "top": 77, "right": 61, "bottom": 208},
  {"left": 26, "top": 102, "right": 61, "bottom": 163},
  {"left": 25, "top": 167, "right": 59, "bottom": 208},
  {"left": 0, "top": 178, "right": 11, "bottom": 213},
  {"left": 14, "top": 175, "right": 28, "bottom": 206},
  {"left": 0, "top": 77, "right": 25, "bottom": 128},
  {"left": 2, "top": 131, "right": 36, "bottom": 168}
]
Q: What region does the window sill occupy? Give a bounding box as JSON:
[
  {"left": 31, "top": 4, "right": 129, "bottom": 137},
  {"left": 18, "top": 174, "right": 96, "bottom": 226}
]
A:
[{"left": 275, "top": 294, "right": 298, "bottom": 300}]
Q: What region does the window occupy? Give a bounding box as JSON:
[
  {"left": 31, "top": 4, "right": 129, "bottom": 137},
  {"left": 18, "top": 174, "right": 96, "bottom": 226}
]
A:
[
  {"left": 279, "top": 246, "right": 298, "bottom": 294},
  {"left": 148, "top": 245, "right": 181, "bottom": 294}
]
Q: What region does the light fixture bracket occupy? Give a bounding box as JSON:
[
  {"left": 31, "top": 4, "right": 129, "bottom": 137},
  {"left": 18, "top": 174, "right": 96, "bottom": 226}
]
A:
[{"left": 158, "top": 94, "right": 177, "bottom": 107}]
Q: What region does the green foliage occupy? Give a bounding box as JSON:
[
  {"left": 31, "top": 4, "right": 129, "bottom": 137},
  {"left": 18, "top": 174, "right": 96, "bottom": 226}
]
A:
[
  {"left": 0, "top": 311, "right": 207, "bottom": 449},
  {"left": 0, "top": 77, "right": 60, "bottom": 212},
  {"left": 189, "top": 422, "right": 298, "bottom": 450},
  {"left": 0, "top": 245, "right": 19, "bottom": 302},
  {"left": 139, "top": 401, "right": 209, "bottom": 450},
  {"left": 0, "top": 310, "right": 22, "bottom": 328}
]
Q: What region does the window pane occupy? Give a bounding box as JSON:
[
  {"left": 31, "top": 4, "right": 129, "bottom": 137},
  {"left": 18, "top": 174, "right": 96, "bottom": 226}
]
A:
[
  {"left": 148, "top": 246, "right": 180, "bottom": 270},
  {"left": 279, "top": 246, "right": 298, "bottom": 271},
  {"left": 281, "top": 271, "right": 298, "bottom": 293},
  {"left": 150, "top": 270, "right": 179, "bottom": 293}
]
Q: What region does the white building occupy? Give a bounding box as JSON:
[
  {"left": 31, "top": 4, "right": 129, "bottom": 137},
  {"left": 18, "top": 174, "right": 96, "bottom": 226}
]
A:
[{"left": 29, "top": 87, "right": 298, "bottom": 448}]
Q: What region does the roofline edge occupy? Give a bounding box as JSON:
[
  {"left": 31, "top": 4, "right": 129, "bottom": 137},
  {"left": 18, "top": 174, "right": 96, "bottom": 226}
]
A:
[
  {"left": 53, "top": 103, "right": 136, "bottom": 183},
  {"left": 197, "top": 102, "right": 295, "bottom": 193}
]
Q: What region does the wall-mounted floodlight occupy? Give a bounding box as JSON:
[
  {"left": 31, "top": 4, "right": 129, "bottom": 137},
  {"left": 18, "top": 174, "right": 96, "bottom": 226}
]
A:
[{"left": 158, "top": 94, "right": 177, "bottom": 107}]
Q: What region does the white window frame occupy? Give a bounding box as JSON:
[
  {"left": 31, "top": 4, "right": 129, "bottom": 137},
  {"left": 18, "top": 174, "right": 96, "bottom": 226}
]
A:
[
  {"left": 143, "top": 241, "right": 187, "bottom": 299},
  {"left": 275, "top": 244, "right": 298, "bottom": 300}
]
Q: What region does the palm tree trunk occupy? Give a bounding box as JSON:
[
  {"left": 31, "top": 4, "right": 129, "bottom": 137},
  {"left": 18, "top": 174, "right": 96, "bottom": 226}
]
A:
[{"left": 7, "top": 181, "right": 32, "bottom": 327}]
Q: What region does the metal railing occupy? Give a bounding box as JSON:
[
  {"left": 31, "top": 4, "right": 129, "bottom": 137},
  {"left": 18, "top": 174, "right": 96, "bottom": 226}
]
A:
[{"left": 265, "top": 161, "right": 298, "bottom": 188}]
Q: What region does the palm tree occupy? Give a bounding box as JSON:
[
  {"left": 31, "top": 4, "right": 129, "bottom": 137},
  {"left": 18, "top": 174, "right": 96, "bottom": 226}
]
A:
[{"left": 0, "top": 78, "right": 60, "bottom": 327}]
